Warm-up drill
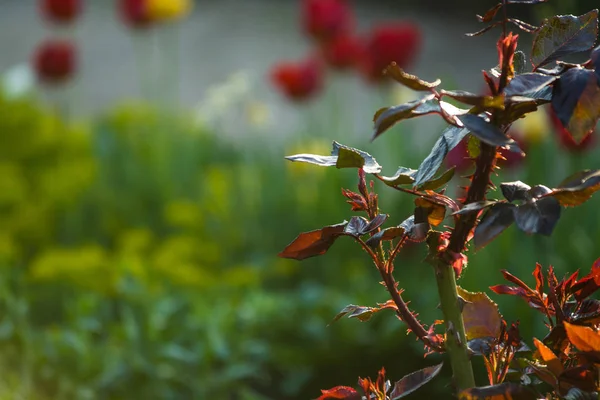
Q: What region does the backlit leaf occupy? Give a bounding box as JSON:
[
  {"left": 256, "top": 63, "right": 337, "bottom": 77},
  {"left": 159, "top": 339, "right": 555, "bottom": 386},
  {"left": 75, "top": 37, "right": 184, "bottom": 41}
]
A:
[
  {"left": 279, "top": 222, "right": 347, "bottom": 260},
  {"left": 474, "top": 203, "right": 516, "bottom": 249},
  {"left": 457, "top": 287, "right": 502, "bottom": 340},
  {"left": 415, "top": 197, "right": 446, "bottom": 226},
  {"left": 531, "top": 10, "right": 599, "bottom": 69},
  {"left": 389, "top": 363, "right": 443, "bottom": 399},
  {"left": 477, "top": 3, "right": 502, "bottom": 23},
  {"left": 331, "top": 304, "right": 378, "bottom": 324},
  {"left": 457, "top": 114, "right": 522, "bottom": 153},
  {"left": 414, "top": 125, "right": 470, "bottom": 187},
  {"left": 365, "top": 226, "right": 406, "bottom": 248},
  {"left": 547, "top": 169, "right": 600, "bottom": 206},
  {"left": 551, "top": 68, "right": 600, "bottom": 144},
  {"left": 513, "top": 50, "right": 526, "bottom": 75},
  {"left": 384, "top": 63, "right": 441, "bottom": 91},
  {"left": 458, "top": 383, "right": 537, "bottom": 400},
  {"left": 501, "top": 181, "right": 532, "bottom": 202},
  {"left": 441, "top": 90, "right": 505, "bottom": 109},
  {"left": 563, "top": 321, "right": 600, "bottom": 353},
  {"left": 373, "top": 94, "right": 436, "bottom": 139},
  {"left": 513, "top": 197, "right": 561, "bottom": 235},
  {"left": 316, "top": 386, "right": 361, "bottom": 400},
  {"left": 416, "top": 167, "right": 456, "bottom": 191},
  {"left": 533, "top": 337, "right": 564, "bottom": 376},
  {"left": 380, "top": 167, "right": 418, "bottom": 186},
  {"left": 503, "top": 73, "right": 557, "bottom": 97}
]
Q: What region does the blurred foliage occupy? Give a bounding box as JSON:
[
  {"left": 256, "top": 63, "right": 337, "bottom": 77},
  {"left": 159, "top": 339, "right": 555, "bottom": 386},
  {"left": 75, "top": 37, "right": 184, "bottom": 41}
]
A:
[{"left": 0, "top": 89, "right": 598, "bottom": 399}]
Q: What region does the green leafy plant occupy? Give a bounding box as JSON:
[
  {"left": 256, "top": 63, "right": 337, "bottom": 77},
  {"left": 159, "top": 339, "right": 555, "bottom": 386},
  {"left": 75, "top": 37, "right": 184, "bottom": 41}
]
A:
[{"left": 280, "top": 1, "right": 600, "bottom": 398}]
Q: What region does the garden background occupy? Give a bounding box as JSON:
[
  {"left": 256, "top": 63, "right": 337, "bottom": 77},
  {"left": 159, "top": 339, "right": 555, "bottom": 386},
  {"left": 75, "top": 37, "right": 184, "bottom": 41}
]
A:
[{"left": 0, "top": 0, "right": 599, "bottom": 399}]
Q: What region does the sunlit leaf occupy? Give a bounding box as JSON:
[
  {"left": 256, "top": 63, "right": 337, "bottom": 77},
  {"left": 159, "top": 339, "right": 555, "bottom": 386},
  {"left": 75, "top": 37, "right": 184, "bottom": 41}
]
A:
[
  {"left": 389, "top": 363, "right": 443, "bottom": 399},
  {"left": 384, "top": 63, "right": 441, "bottom": 91},
  {"left": 416, "top": 167, "right": 456, "bottom": 191},
  {"left": 477, "top": 3, "right": 503, "bottom": 23},
  {"left": 551, "top": 68, "right": 600, "bottom": 144},
  {"left": 457, "top": 287, "right": 502, "bottom": 340},
  {"left": 504, "top": 73, "right": 557, "bottom": 97},
  {"left": 286, "top": 141, "right": 382, "bottom": 173},
  {"left": 513, "top": 197, "right": 561, "bottom": 235},
  {"left": 563, "top": 321, "right": 600, "bottom": 353},
  {"left": 508, "top": 18, "right": 538, "bottom": 33},
  {"left": 414, "top": 125, "right": 470, "bottom": 187},
  {"left": 331, "top": 304, "right": 378, "bottom": 324},
  {"left": 279, "top": 222, "right": 348, "bottom": 260},
  {"left": 457, "top": 114, "right": 522, "bottom": 153},
  {"left": 474, "top": 203, "right": 516, "bottom": 249},
  {"left": 500, "top": 181, "right": 532, "bottom": 202},
  {"left": 458, "top": 383, "right": 537, "bottom": 399},
  {"left": 316, "top": 386, "right": 361, "bottom": 400},
  {"left": 441, "top": 90, "right": 505, "bottom": 109},
  {"left": 453, "top": 200, "right": 498, "bottom": 215},
  {"left": 547, "top": 169, "right": 600, "bottom": 206},
  {"left": 531, "top": 10, "right": 599, "bottom": 69},
  {"left": 415, "top": 197, "right": 446, "bottom": 226},
  {"left": 380, "top": 167, "right": 418, "bottom": 186},
  {"left": 466, "top": 22, "right": 500, "bottom": 37},
  {"left": 373, "top": 94, "right": 436, "bottom": 139},
  {"left": 533, "top": 337, "right": 564, "bottom": 376}
]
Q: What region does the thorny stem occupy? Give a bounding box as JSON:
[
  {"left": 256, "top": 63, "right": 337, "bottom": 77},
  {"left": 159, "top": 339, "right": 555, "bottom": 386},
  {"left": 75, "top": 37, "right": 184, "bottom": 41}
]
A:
[{"left": 356, "top": 238, "right": 440, "bottom": 351}]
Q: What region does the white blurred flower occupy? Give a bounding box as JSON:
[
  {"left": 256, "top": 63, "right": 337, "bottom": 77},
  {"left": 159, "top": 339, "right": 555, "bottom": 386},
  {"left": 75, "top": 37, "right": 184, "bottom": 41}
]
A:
[{"left": 1, "top": 64, "right": 34, "bottom": 99}]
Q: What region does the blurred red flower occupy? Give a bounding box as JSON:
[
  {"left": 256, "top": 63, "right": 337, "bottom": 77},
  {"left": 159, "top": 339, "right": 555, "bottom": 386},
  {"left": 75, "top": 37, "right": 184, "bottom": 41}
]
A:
[
  {"left": 302, "top": 0, "right": 354, "bottom": 43},
  {"left": 445, "top": 139, "right": 472, "bottom": 172},
  {"left": 360, "top": 22, "right": 421, "bottom": 83},
  {"left": 40, "top": 0, "right": 81, "bottom": 24},
  {"left": 321, "top": 34, "right": 363, "bottom": 70},
  {"left": 270, "top": 57, "right": 324, "bottom": 102},
  {"left": 33, "top": 40, "right": 77, "bottom": 84},
  {"left": 497, "top": 136, "right": 526, "bottom": 169},
  {"left": 548, "top": 109, "right": 596, "bottom": 152},
  {"left": 118, "top": 0, "right": 150, "bottom": 28}
]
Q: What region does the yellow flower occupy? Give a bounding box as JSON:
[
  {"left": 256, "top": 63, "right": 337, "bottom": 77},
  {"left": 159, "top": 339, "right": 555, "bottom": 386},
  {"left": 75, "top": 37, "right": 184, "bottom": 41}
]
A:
[
  {"left": 146, "top": 0, "right": 192, "bottom": 22},
  {"left": 512, "top": 109, "right": 550, "bottom": 145}
]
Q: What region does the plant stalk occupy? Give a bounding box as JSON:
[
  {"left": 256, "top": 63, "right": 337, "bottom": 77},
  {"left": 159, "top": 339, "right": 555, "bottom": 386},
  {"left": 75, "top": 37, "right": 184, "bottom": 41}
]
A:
[{"left": 435, "top": 143, "right": 498, "bottom": 391}]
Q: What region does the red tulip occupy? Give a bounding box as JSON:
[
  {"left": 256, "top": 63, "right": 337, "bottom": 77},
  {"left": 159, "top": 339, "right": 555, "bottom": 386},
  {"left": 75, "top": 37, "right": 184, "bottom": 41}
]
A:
[
  {"left": 548, "top": 109, "right": 596, "bottom": 152},
  {"left": 321, "top": 34, "right": 363, "bottom": 70},
  {"left": 118, "top": 0, "right": 150, "bottom": 28},
  {"left": 40, "top": 0, "right": 81, "bottom": 24},
  {"left": 360, "top": 22, "right": 422, "bottom": 83},
  {"left": 33, "top": 40, "right": 77, "bottom": 84},
  {"left": 302, "top": 0, "right": 354, "bottom": 43},
  {"left": 270, "top": 57, "right": 324, "bottom": 102}
]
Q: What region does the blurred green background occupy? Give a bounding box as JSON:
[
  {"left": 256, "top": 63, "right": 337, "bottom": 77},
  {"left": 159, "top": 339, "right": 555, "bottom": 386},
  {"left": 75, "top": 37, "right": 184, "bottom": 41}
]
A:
[{"left": 1, "top": 1, "right": 600, "bottom": 399}]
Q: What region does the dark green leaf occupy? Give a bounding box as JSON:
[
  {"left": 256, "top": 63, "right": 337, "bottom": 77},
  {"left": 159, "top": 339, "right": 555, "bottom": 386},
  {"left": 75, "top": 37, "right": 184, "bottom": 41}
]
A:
[
  {"left": 453, "top": 200, "right": 498, "bottom": 215},
  {"left": 474, "top": 203, "right": 516, "bottom": 249},
  {"left": 331, "top": 304, "right": 377, "bottom": 324},
  {"left": 414, "top": 125, "right": 470, "bottom": 187},
  {"left": 477, "top": 3, "right": 502, "bottom": 23},
  {"left": 279, "top": 222, "right": 348, "bottom": 260},
  {"left": 389, "top": 363, "right": 443, "bottom": 399},
  {"left": 513, "top": 197, "right": 561, "bottom": 235},
  {"left": 514, "top": 50, "right": 527, "bottom": 74},
  {"left": 504, "top": 73, "right": 557, "bottom": 97},
  {"left": 501, "top": 181, "right": 532, "bottom": 202},
  {"left": 372, "top": 94, "right": 436, "bottom": 140},
  {"left": 592, "top": 45, "right": 600, "bottom": 81},
  {"left": 380, "top": 167, "right": 418, "bottom": 186},
  {"left": 384, "top": 63, "right": 441, "bottom": 91},
  {"left": 457, "top": 114, "right": 522, "bottom": 153},
  {"left": 365, "top": 226, "right": 406, "bottom": 248},
  {"left": 458, "top": 383, "right": 537, "bottom": 400},
  {"left": 416, "top": 167, "right": 455, "bottom": 191},
  {"left": 531, "top": 10, "right": 599, "bottom": 69},
  {"left": 551, "top": 68, "right": 600, "bottom": 144}
]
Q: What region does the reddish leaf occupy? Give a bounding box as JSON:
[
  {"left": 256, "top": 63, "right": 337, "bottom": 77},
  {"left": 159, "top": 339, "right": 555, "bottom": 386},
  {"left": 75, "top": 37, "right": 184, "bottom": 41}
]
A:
[
  {"left": 365, "top": 226, "right": 406, "bottom": 248},
  {"left": 384, "top": 63, "right": 441, "bottom": 91},
  {"left": 563, "top": 321, "right": 600, "bottom": 353},
  {"left": 559, "top": 365, "right": 597, "bottom": 393},
  {"left": 457, "top": 287, "right": 502, "bottom": 340},
  {"left": 279, "top": 222, "right": 348, "bottom": 260},
  {"left": 477, "top": 3, "right": 503, "bottom": 23},
  {"left": 415, "top": 197, "right": 446, "bottom": 226},
  {"left": 458, "top": 382, "right": 537, "bottom": 399},
  {"left": 316, "top": 386, "right": 361, "bottom": 400},
  {"left": 389, "top": 363, "right": 443, "bottom": 399},
  {"left": 533, "top": 337, "right": 564, "bottom": 377},
  {"left": 546, "top": 169, "right": 600, "bottom": 207}
]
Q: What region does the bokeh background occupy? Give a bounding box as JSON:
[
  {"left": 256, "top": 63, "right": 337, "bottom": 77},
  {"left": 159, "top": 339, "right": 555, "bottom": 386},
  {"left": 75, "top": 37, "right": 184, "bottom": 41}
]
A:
[{"left": 0, "top": 0, "right": 599, "bottom": 399}]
